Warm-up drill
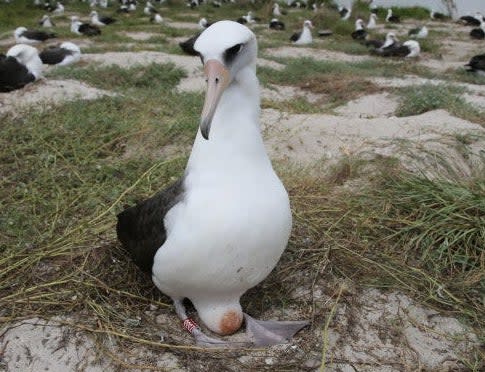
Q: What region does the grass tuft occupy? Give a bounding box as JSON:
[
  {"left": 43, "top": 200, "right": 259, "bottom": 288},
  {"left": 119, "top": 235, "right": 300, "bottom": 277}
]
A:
[{"left": 395, "top": 83, "right": 485, "bottom": 125}]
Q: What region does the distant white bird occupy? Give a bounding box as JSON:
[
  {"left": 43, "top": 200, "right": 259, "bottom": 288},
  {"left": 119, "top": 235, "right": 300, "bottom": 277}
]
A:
[
  {"left": 367, "top": 13, "right": 377, "bottom": 29},
  {"left": 39, "top": 42, "right": 81, "bottom": 66},
  {"left": 39, "top": 15, "right": 54, "bottom": 28},
  {"left": 273, "top": 3, "right": 283, "bottom": 17},
  {"left": 291, "top": 20, "right": 313, "bottom": 45},
  {"left": 52, "top": 2, "right": 64, "bottom": 15},
  {"left": 14, "top": 27, "right": 56, "bottom": 44},
  {"left": 351, "top": 19, "right": 367, "bottom": 40},
  {"left": 90, "top": 11, "right": 116, "bottom": 26},
  {"left": 408, "top": 25, "right": 428, "bottom": 39},
  {"left": 386, "top": 9, "right": 400, "bottom": 23},
  {"left": 150, "top": 13, "right": 163, "bottom": 24}
]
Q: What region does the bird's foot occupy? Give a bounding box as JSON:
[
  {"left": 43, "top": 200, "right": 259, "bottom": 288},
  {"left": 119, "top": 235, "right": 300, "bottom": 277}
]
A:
[
  {"left": 243, "top": 313, "right": 310, "bottom": 347},
  {"left": 182, "top": 317, "right": 249, "bottom": 348}
]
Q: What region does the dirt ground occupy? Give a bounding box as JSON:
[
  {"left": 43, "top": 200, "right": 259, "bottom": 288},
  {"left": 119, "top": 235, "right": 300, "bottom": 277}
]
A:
[{"left": 0, "top": 6, "right": 484, "bottom": 372}]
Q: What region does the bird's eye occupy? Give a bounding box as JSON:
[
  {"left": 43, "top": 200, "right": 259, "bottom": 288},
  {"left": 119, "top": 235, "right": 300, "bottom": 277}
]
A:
[{"left": 224, "top": 43, "right": 244, "bottom": 65}]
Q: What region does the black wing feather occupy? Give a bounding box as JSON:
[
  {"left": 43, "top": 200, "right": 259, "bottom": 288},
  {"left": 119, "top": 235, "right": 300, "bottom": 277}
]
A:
[
  {"left": 39, "top": 47, "right": 73, "bottom": 65},
  {"left": 179, "top": 33, "right": 201, "bottom": 56},
  {"left": 290, "top": 31, "right": 301, "bottom": 42},
  {"left": 0, "top": 55, "right": 35, "bottom": 92},
  {"left": 116, "top": 178, "right": 184, "bottom": 273}
]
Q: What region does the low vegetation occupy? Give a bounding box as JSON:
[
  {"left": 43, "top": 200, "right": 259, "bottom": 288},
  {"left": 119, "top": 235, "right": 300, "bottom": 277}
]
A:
[{"left": 395, "top": 83, "right": 485, "bottom": 125}]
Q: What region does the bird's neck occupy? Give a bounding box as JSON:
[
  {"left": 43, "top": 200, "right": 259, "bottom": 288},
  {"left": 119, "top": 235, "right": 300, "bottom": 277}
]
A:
[{"left": 187, "top": 66, "right": 270, "bottom": 173}]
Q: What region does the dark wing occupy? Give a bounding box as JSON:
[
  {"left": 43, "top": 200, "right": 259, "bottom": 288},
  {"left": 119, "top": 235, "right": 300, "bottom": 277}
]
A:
[
  {"left": 408, "top": 27, "right": 419, "bottom": 36},
  {"left": 79, "top": 23, "right": 101, "bottom": 36},
  {"left": 236, "top": 17, "right": 247, "bottom": 24},
  {"left": 22, "top": 30, "right": 56, "bottom": 41},
  {"left": 465, "top": 54, "right": 485, "bottom": 71},
  {"left": 351, "top": 30, "right": 367, "bottom": 40},
  {"left": 318, "top": 30, "right": 333, "bottom": 37},
  {"left": 365, "top": 39, "right": 384, "bottom": 49},
  {"left": 389, "top": 15, "right": 400, "bottom": 23},
  {"left": 269, "top": 21, "right": 285, "bottom": 30},
  {"left": 0, "top": 55, "right": 35, "bottom": 92},
  {"left": 116, "top": 178, "right": 184, "bottom": 273},
  {"left": 377, "top": 44, "right": 410, "bottom": 57},
  {"left": 290, "top": 31, "right": 301, "bottom": 42},
  {"left": 470, "top": 28, "right": 485, "bottom": 39},
  {"left": 100, "top": 16, "right": 116, "bottom": 25},
  {"left": 460, "top": 16, "right": 480, "bottom": 26},
  {"left": 179, "top": 33, "right": 201, "bottom": 56},
  {"left": 39, "top": 47, "right": 73, "bottom": 65}
]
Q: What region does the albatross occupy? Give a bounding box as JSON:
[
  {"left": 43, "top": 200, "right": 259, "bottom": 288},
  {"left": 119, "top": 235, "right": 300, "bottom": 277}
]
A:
[{"left": 117, "top": 20, "right": 308, "bottom": 347}]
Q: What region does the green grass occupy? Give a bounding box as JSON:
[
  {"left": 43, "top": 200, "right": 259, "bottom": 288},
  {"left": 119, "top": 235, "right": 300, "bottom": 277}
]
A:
[
  {"left": 289, "top": 162, "right": 485, "bottom": 330},
  {"left": 48, "top": 63, "right": 186, "bottom": 91},
  {"left": 395, "top": 83, "right": 485, "bottom": 125}
]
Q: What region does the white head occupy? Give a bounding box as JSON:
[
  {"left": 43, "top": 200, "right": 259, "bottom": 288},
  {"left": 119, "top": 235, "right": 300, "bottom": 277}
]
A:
[
  {"left": 60, "top": 42, "right": 81, "bottom": 54},
  {"left": 355, "top": 19, "right": 365, "bottom": 28},
  {"left": 41, "top": 15, "right": 49, "bottom": 22},
  {"left": 199, "top": 17, "right": 207, "bottom": 27},
  {"left": 404, "top": 40, "right": 420, "bottom": 57},
  {"left": 371, "top": 13, "right": 377, "bottom": 20},
  {"left": 303, "top": 20, "right": 313, "bottom": 29},
  {"left": 90, "top": 10, "right": 98, "bottom": 18},
  {"left": 387, "top": 9, "right": 392, "bottom": 15},
  {"left": 386, "top": 32, "right": 398, "bottom": 42},
  {"left": 6, "top": 44, "right": 43, "bottom": 78},
  {"left": 273, "top": 3, "right": 279, "bottom": 9},
  {"left": 194, "top": 21, "right": 257, "bottom": 140},
  {"left": 14, "top": 27, "right": 28, "bottom": 38}
]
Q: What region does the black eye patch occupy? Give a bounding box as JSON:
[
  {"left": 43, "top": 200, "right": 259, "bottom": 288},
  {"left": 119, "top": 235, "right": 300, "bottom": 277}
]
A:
[{"left": 223, "top": 43, "right": 243, "bottom": 65}]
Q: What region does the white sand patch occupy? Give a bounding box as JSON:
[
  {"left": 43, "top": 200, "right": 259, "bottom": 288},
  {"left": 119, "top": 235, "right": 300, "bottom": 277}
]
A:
[
  {"left": 464, "top": 93, "right": 485, "bottom": 110},
  {"left": 0, "top": 318, "right": 112, "bottom": 371},
  {"left": 0, "top": 317, "right": 184, "bottom": 372},
  {"left": 262, "top": 84, "right": 322, "bottom": 103},
  {"left": 262, "top": 109, "right": 485, "bottom": 176},
  {"left": 266, "top": 47, "right": 371, "bottom": 63},
  {"left": 167, "top": 21, "right": 200, "bottom": 30},
  {"left": 121, "top": 31, "right": 159, "bottom": 41},
  {"left": 334, "top": 93, "right": 399, "bottom": 118},
  {"left": 0, "top": 79, "right": 115, "bottom": 115},
  {"left": 83, "top": 51, "right": 201, "bottom": 76},
  {"left": 372, "top": 75, "right": 485, "bottom": 95},
  {"left": 317, "top": 288, "right": 479, "bottom": 370}
]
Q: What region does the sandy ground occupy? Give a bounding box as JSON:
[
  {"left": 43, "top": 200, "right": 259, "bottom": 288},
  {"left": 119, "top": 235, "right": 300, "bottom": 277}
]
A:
[
  {"left": 0, "top": 79, "right": 115, "bottom": 115},
  {"left": 1, "top": 8, "right": 485, "bottom": 372}
]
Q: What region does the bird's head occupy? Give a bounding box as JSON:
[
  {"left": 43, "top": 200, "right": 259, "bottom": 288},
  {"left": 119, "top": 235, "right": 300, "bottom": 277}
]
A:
[
  {"left": 7, "top": 44, "right": 43, "bottom": 79},
  {"left": 90, "top": 11, "right": 98, "bottom": 17},
  {"left": 304, "top": 20, "right": 313, "bottom": 29},
  {"left": 14, "top": 27, "right": 27, "bottom": 38},
  {"left": 194, "top": 20, "right": 257, "bottom": 140}
]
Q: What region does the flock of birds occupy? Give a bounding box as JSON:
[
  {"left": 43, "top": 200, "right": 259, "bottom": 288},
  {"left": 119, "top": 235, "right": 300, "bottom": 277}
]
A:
[{"left": 1, "top": 0, "right": 485, "bottom": 93}]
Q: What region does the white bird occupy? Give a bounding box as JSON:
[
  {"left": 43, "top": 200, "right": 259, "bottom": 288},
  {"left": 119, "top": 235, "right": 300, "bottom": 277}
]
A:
[
  {"left": 1, "top": 44, "right": 43, "bottom": 92},
  {"left": 14, "top": 27, "right": 56, "bottom": 44},
  {"left": 8, "top": 44, "right": 43, "bottom": 77},
  {"left": 408, "top": 25, "right": 428, "bottom": 39},
  {"left": 272, "top": 3, "right": 281, "bottom": 17},
  {"left": 290, "top": 20, "right": 313, "bottom": 45},
  {"left": 39, "top": 42, "right": 81, "bottom": 66},
  {"left": 53, "top": 2, "right": 64, "bottom": 15},
  {"left": 386, "top": 8, "right": 400, "bottom": 23},
  {"left": 39, "top": 15, "right": 54, "bottom": 28},
  {"left": 367, "top": 13, "right": 377, "bottom": 29},
  {"left": 151, "top": 13, "right": 163, "bottom": 24},
  {"left": 117, "top": 20, "right": 308, "bottom": 347}
]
